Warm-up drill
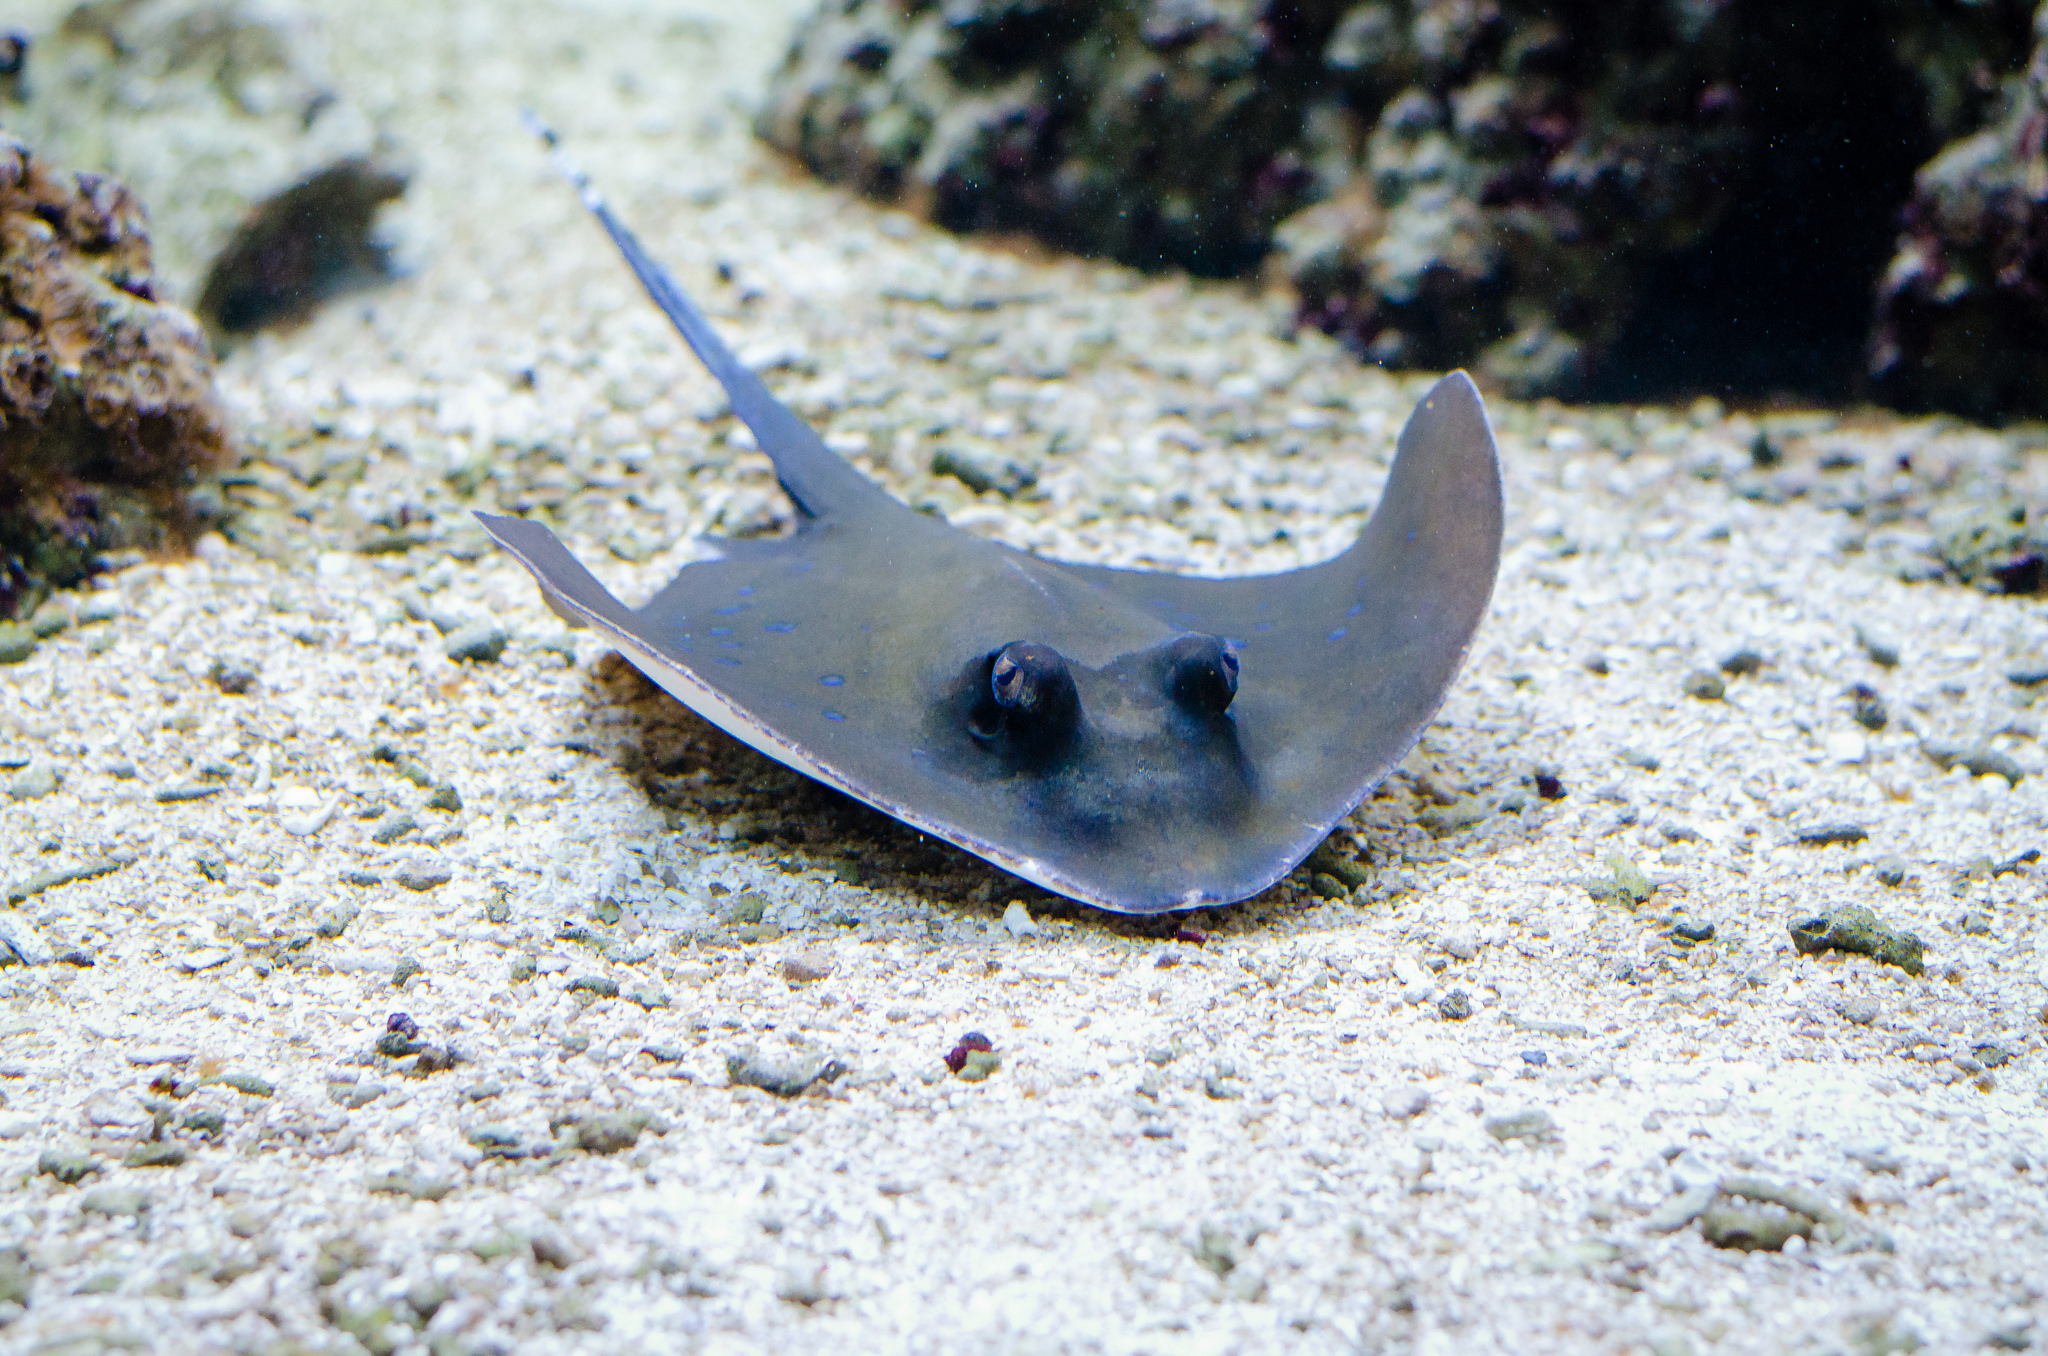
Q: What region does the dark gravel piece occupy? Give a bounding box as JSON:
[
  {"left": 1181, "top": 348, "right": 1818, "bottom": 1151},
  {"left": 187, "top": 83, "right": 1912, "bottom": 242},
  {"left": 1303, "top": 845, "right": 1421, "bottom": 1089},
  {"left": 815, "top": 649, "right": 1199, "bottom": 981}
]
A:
[
  {"left": 1789, "top": 904, "right": 1925, "bottom": 976},
  {"left": 1670, "top": 918, "right": 1717, "bottom": 943},
  {"left": 393, "top": 864, "right": 452, "bottom": 892},
  {"left": 154, "top": 784, "right": 223, "bottom": 803},
  {"left": 1720, "top": 649, "right": 1766, "bottom": 675},
  {"left": 1436, "top": 989, "right": 1472, "bottom": 1020},
  {"left": 726, "top": 1052, "right": 847, "bottom": 1098},
  {"left": 1682, "top": 670, "right": 1725, "bottom": 701},
  {"left": 565, "top": 975, "right": 619, "bottom": 998},
  {"left": 5, "top": 854, "right": 134, "bottom": 905},
  {"left": 2009, "top": 665, "right": 2048, "bottom": 688},
  {"left": 1922, "top": 741, "right": 2026, "bottom": 787},
  {"left": 444, "top": 620, "right": 509, "bottom": 664},
  {"left": 1795, "top": 824, "right": 1868, "bottom": 846}
]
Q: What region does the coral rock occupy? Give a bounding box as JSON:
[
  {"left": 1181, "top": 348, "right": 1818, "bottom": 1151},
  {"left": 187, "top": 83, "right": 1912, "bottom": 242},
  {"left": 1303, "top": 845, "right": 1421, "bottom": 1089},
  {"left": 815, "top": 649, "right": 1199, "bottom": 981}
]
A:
[{"left": 0, "top": 131, "right": 229, "bottom": 617}]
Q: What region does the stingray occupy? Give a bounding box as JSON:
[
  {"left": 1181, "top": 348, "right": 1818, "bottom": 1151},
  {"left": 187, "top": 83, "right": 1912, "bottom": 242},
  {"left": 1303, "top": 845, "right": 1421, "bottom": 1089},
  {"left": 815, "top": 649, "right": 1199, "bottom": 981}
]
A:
[{"left": 475, "top": 125, "right": 1504, "bottom": 914}]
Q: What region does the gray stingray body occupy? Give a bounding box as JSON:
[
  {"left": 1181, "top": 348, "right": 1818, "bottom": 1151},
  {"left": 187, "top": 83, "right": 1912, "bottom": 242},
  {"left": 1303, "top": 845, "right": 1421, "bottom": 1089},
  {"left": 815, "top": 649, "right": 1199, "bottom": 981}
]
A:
[{"left": 479, "top": 139, "right": 1504, "bottom": 913}]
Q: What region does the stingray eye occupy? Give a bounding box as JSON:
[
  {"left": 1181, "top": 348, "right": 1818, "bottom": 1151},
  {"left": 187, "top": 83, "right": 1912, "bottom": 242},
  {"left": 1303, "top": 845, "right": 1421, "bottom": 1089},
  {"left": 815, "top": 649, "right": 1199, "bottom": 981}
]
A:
[
  {"left": 1164, "top": 633, "right": 1239, "bottom": 716},
  {"left": 991, "top": 651, "right": 1027, "bottom": 708},
  {"left": 990, "top": 641, "right": 1072, "bottom": 713}
]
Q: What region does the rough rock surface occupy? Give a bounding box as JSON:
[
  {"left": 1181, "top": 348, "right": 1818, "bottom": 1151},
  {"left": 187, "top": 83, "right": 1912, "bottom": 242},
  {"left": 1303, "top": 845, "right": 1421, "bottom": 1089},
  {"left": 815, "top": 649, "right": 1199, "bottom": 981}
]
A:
[
  {"left": 1872, "top": 8, "right": 2048, "bottom": 417},
  {"left": 761, "top": 0, "right": 2043, "bottom": 407},
  {"left": 6, "top": 0, "right": 407, "bottom": 335},
  {"left": 757, "top": 0, "right": 1343, "bottom": 277},
  {"left": 0, "top": 130, "right": 229, "bottom": 618}
]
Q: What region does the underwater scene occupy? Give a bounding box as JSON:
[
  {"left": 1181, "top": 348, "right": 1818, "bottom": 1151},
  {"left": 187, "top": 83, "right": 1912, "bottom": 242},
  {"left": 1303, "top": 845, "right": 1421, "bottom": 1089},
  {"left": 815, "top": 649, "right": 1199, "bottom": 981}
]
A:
[{"left": 0, "top": 2, "right": 2043, "bottom": 1353}]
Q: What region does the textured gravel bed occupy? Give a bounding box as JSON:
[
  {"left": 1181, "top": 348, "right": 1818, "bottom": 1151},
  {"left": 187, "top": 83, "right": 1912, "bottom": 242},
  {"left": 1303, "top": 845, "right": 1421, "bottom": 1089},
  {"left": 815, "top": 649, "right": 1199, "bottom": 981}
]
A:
[{"left": 0, "top": 2, "right": 2044, "bottom": 1353}]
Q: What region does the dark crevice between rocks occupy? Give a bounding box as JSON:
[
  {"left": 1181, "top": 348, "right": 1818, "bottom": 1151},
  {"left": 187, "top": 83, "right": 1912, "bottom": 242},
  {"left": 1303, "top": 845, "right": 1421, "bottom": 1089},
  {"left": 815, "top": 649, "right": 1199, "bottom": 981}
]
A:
[{"left": 1588, "top": 13, "right": 1944, "bottom": 404}]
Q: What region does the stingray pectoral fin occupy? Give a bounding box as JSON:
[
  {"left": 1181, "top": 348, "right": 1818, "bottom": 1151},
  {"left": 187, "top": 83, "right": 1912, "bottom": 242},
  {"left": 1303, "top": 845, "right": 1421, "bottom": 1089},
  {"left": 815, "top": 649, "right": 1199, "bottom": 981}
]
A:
[{"left": 471, "top": 511, "right": 648, "bottom": 637}]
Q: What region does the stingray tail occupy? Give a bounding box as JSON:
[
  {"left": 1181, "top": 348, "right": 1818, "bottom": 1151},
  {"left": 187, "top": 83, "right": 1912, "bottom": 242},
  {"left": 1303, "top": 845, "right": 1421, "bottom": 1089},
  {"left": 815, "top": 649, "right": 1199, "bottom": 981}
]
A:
[{"left": 521, "top": 111, "right": 887, "bottom": 523}]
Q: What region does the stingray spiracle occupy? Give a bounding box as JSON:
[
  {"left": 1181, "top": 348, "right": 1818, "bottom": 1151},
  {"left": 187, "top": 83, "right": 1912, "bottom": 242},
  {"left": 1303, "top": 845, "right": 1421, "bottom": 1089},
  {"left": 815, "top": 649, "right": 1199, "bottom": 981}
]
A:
[{"left": 1162, "top": 633, "right": 1240, "bottom": 716}]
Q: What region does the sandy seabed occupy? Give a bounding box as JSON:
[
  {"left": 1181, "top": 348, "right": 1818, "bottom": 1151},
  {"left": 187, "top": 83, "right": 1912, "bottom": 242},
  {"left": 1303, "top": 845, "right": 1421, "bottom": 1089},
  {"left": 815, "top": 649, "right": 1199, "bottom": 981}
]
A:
[{"left": 0, "top": 2, "right": 2044, "bottom": 1352}]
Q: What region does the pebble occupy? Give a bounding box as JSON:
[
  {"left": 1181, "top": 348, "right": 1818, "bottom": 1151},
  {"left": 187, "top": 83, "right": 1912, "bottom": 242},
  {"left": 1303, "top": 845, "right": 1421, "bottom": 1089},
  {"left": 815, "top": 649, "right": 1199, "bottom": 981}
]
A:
[
  {"left": 5, "top": 761, "right": 57, "bottom": 800},
  {"left": 1795, "top": 823, "right": 1868, "bottom": 847},
  {"left": 780, "top": 952, "right": 833, "bottom": 984},
  {"left": 391, "top": 955, "right": 424, "bottom": 987},
  {"left": 444, "top": 620, "right": 510, "bottom": 663},
  {"left": 370, "top": 813, "right": 418, "bottom": 845},
  {"left": 1381, "top": 1086, "right": 1431, "bottom": 1119},
  {"left": 154, "top": 784, "right": 222, "bottom": 803},
  {"left": 1669, "top": 918, "right": 1717, "bottom": 943},
  {"left": 207, "top": 659, "right": 258, "bottom": 693},
  {"left": 1873, "top": 857, "right": 1907, "bottom": 887},
  {"left": 1484, "top": 1109, "right": 1557, "bottom": 1143},
  {"left": 425, "top": 782, "right": 462, "bottom": 812},
  {"left": 1436, "top": 989, "right": 1472, "bottom": 1020},
  {"left": 175, "top": 948, "right": 233, "bottom": 973},
  {"left": 1439, "top": 933, "right": 1479, "bottom": 962},
  {"left": 1825, "top": 731, "right": 1868, "bottom": 763},
  {"left": 569, "top": 1111, "right": 650, "bottom": 1155},
  {"left": 123, "top": 1141, "right": 188, "bottom": 1168},
  {"left": 466, "top": 1125, "right": 527, "bottom": 1158},
  {"left": 79, "top": 1187, "right": 149, "bottom": 1218},
  {"left": 206, "top": 1071, "right": 275, "bottom": 1097},
  {"left": 1001, "top": 899, "right": 1040, "bottom": 938},
  {"left": 327, "top": 1082, "right": 385, "bottom": 1109},
  {"left": 1719, "top": 648, "right": 1765, "bottom": 675},
  {"left": 314, "top": 900, "right": 361, "bottom": 938},
  {"left": 1681, "top": 670, "right": 1725, "bottom": 700},
  {"left": 1699, "top": 1201, "right": 1810, "bottom": 1251},
  {"left": 38, "top": 1147, "right": 99, "bottom": 1184},
  {"left": 1305, "top": 842, "right": 1372, "bottom": 889},
  {"left": 1922, "top": 741, "right": 2025, "bottom": 787},
  {"left": 956, "top": 1049, "right": 1001, "bottom": 1082},
  {"left": 565, "top": 975, "right": 618, "bottom": 998},
  {"left": 1857, "top": 626, "right": 1901, "bottom": 667},
  {"left": 393, "top": 863, "right": 452, "bottom": 892},
  {"left": 627, "top": 986, "right": 671, "bottom": 1010},
  {"left": 2009, "top": 664, "right": 2048, "bottom": 688},
  {"left": 5, "top": 854, "right": 132, "bottom": 905},
  {"left": 0, "top": 623, "right": 36, "bottom": 664},
  {"left": 1789, "top": 904, "right": 1925, "bottom": 976},
  {"left": 726, "top": 1051, "right": 846, "bottom": 1098}
]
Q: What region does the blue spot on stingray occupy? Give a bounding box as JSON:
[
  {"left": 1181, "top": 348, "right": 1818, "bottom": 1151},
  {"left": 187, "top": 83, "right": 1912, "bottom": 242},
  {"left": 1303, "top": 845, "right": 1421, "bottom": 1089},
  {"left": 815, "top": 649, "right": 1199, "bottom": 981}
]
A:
[
  {"left": 714, "top": 656, "right": 741, "bottom": 667},
  {"left": 737, "top": 586, "right": 756, "bottom": 596},
  {"left": 710, "top": 627, "right": 733, "bottom": 636},
  {"left": 719, "top": 642, "right": 741, "bottom": 650},
  {"left": 1328, "top": 627, "right": 1348, "bottom": 642},
  {"left": 820, "top": 675, "right": 845, "bottom": 687},
  {"left": 1254, "top": 621, "right": 1275, "bottom": 632},
  {"left": 763, "top": 621, "right": 797, "bottom": 633},
  {"left": 1346, "top": 601, "right": 1364, "bottom": 618},
  {"left": 714, "top": 605, "right": 745, "bottom": 616},
  {"left": 1406, "top": 530, "right": 1417, "bottom": 542},
  {"left": 824, "top": 710, "right": 846, "bottom": 722}
]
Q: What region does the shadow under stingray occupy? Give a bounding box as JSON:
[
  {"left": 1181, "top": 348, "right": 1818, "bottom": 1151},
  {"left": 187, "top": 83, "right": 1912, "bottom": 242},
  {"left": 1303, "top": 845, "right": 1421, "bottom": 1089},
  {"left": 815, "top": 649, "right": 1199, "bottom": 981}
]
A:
[
  {"left": 574, "top": 652, "right": 1342, "bottom": 939},
  {"left": 574, "top": 653, "right": 1553, "bottom": 939}
]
